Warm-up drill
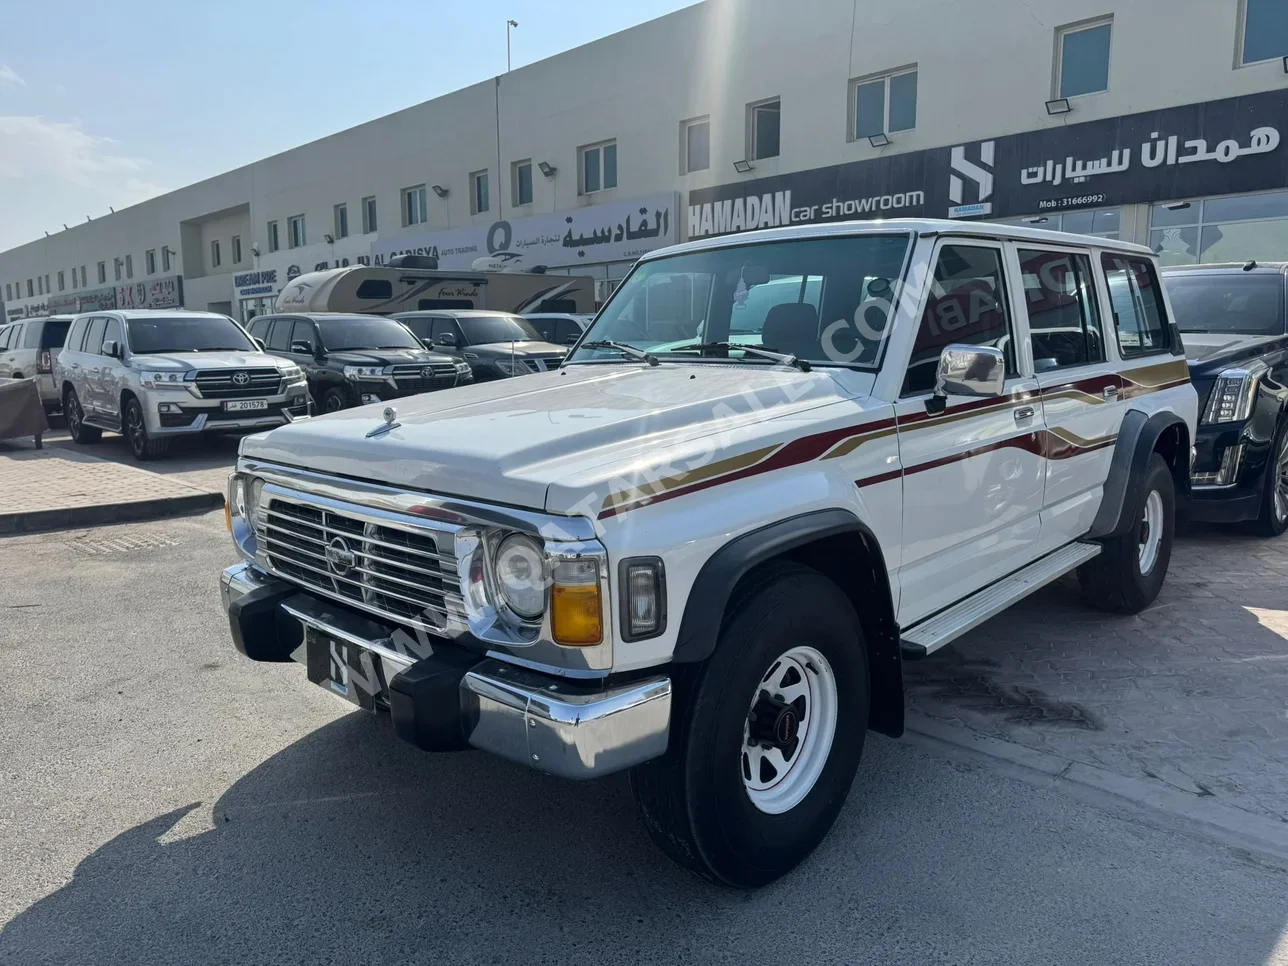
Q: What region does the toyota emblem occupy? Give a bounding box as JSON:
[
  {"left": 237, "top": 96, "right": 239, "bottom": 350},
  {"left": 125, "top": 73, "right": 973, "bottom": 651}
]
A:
[
  {"left": 231, "top": 371, "right": 251, "bottom": 387},
  {"left": 421, "top": 366, "right": 434, "bottom": 380}
]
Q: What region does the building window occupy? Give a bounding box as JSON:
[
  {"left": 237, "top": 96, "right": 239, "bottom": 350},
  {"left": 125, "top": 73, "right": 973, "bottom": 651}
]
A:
[
  {"left": 288, "top": 215, "right": 306, "bottom": 249},
  {"left": 4, "top": 284, "right": 9, "bottom": 301},
  {"left": 402, "top": 185, "right": 427, "bottom": 227},
  {"left": 97, "top": 262, "right": 106, "bottom": 284},
  {"left": 114, "top": 259, "right": 122, "bottom": 282},
  {"left": 332, "top": 204, "right": 348, "bottom": 240},
  {"left": 79, "top": 266, "right": 86, "bottom": 287},
  {"left": 682, "top": 116, "right": 710, "bottom": 173},
  {"left": 853, "top": 67, "right": 917, "bottom": 139},
  {"left": 146, "top": 249, "right": 156, "bottom": 275},
  {"left": 231, "top": 236, "right": 242, "bottom": 264},
  {"left": 512, "top": 160, "right": 533, "bottom": 207},
  {"left": 997, "top": 209, "right": 1122, "bottom": 239},
  {"left": 267, "top": 221, "right": 280, "bottom": 253},
  {"left": 748, "top": 98, "right": 781, "bottom": 161},
  {"left": 579, "top": 140, "right": 618, "bottom": 194},
  {"left": 161, "top": 248, "right": 171, "bottom": 272},
  {"left": 1056, "top": 17, "right": 1112, "bottom": 98},
  {"left": 26, "top": 279, "right": 33, "bottom": 297},
  {"left": 124, "top": 256, "right": 133, "bottom": 279},
  {"left": 1240, "top": 0, "right": 1288, "bottom": 65},
  {"left": 210, "top": 240, "right": 221, "bottom": 268},
  {"left": 470, "top": 170, "right": 490, "bottom": 214},
  {"left": 362, "top": 196, "right": 377, "bottom": 233},
  {"left": 37, "top": 277, "right": 44, "bottom": 296},
  {"left": 57, "top": 271, "right": 65, "bottom": 292},
  {"left": 1149, "top": 191, "right": 1288, "bottom": 266}
]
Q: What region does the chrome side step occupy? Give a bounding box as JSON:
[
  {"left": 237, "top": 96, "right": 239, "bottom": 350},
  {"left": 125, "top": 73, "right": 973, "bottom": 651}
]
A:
[{"left": 900, "top": 542, "right": 1101, "bottom": 660}]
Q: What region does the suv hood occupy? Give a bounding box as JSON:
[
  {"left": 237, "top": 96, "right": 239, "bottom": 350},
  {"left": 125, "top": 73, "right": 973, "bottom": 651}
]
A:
[
  {"left": 240, "top": 363, "right": 867, "bottom": 512},
  {"left": 1183, "top": 332, "right": 1287, "bottom": 369},
  {"left": 467, "top": 341, "right": 567, "bottom": 359},
  {"left": 325, "top": 348, "right": 456, "bottom": 366},
  {"left": 130, "top": 351, "right": 291, "bottom": 371}
]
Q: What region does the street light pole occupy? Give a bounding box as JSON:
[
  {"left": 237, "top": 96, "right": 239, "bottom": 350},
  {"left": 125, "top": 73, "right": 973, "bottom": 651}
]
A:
[{"left": 507, "top": 19, "right": 518, "bottom": 72}]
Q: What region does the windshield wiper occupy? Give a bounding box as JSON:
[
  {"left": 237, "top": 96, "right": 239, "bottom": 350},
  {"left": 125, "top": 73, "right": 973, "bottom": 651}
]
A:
[
  {"left": 580, "top": 340, "right": 660, "bottom": 367},
  {"left": 666, "top": 341, "right": 811, "bottom": 372}
]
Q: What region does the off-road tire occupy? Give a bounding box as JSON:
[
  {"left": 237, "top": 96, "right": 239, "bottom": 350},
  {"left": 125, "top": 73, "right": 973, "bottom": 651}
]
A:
[
  {"left": 629, "top": 561, "right": 869, "bottom": 889},
  {"left": 123, "top": 397, "right": 169, "bottom": 461},
  {"left": 64, "top": 388, "right": 101, "bottom": 444},
  {"left": 1079, "top": 451, "right": 1174, "bottom": 613}
]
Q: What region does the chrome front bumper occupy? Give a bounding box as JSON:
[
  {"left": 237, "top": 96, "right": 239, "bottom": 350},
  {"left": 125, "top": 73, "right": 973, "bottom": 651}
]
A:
[{"left": 220, "top": 562, "right": 672, "bottom": 780}]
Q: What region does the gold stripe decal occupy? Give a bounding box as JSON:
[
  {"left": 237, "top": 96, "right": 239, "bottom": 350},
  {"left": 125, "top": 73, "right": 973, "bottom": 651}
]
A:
[{"left": 599, "top": 443, "right": 781, "bottom": 512}]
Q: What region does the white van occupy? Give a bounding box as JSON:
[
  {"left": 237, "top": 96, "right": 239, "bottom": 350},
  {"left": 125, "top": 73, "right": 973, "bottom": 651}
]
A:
[{"left": 275, "top": 256, "right": 594, "bottom": 317}]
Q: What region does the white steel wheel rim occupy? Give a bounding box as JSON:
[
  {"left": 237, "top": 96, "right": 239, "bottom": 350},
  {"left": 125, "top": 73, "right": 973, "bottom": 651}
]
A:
[
  {"left": 1139, "top": 489, "right": 1164, "bottom": 575},
  {"left": 741, "top": 645, "right": 838, "bottom": 815}
]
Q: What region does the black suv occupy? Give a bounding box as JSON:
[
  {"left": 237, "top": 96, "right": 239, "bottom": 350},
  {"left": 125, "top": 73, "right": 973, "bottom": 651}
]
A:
[
  {"left": 247, "top": 312, "right": 471, "bottom": 413},
  {"left": 1164, "top": 262, "right": 1288, "bottom": 535},
  {"left": 392, "top": 310, "right": 568, "bottom": 380}
]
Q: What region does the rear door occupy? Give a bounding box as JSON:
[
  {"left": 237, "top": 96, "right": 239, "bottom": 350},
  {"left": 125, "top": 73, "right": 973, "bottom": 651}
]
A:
[
  {"left": 1016, "top": 245, "right": 1124, "bottom": 547},
  {"left": 894, "top": 239, "right": 1047, "bottom": 625},
  {"left": 2, "top": 323, "right": 22, "bottom": 375}
]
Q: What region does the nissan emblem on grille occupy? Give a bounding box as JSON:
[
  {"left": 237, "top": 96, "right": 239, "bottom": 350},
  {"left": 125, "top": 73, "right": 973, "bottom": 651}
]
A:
[
  {"left": 325, "top": 536, "right": 356, "bottom": 576},
  {"left": 231, "top": 371, "right": 251, "bottom": 386}
]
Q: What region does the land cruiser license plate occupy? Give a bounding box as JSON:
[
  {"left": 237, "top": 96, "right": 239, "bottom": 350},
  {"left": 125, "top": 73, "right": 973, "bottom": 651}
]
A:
[
  {"left": 224, "top": 399, "right": 268, "bottom": 412},
  {"left": 305, "top": 631, "right": 383, "bottom": 711}
]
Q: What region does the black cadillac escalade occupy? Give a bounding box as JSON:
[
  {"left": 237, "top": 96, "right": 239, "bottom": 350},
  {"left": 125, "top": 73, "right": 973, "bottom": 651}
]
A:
[{"left": 1165, "top": 262, "right": 1288, "bottom": 535}]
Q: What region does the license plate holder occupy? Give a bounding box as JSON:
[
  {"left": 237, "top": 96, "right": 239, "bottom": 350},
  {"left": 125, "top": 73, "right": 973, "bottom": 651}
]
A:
[
  {"left": 224, "top": 398, "right": 269, "bottom": 412},
  {"left": 305, "top": 630, "right": 384, "bottom": 711}
]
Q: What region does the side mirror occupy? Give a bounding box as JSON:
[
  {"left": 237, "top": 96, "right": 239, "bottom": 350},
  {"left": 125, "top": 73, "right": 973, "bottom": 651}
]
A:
[
  {"left": 290, "top": 340, "right": 314, "bottom": 355},
  {"left": 436, "top": 332, "right": 457, "bottom": 347},
  {"left": 929, "top": 345, "right": 1006, "bottom": 413},
  {"left": 101, "top": 339, "right": 120, "bottom": 358}
]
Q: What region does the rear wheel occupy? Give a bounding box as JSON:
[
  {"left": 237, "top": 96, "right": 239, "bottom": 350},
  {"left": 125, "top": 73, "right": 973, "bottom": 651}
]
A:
[
  {"left": 64, "top": 388, "right": 101, "bottom": 444},
  {"left": 1253, "top": 422, "right": 1288, "bottom": 538},
  {"left": 1079, "top": 452, "right": 1174, "bottom": 613},
  {"left": 630, "top": 562, "right": 869, "bottom": 888},
  {"left": 123, "top": 397, "right": 169, "bottom": 461}
]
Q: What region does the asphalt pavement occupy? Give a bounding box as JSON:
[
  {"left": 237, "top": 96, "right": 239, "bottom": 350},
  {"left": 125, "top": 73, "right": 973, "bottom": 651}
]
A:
[{"left": 1, "top": 511, "right": 1286, "bottom": 964}]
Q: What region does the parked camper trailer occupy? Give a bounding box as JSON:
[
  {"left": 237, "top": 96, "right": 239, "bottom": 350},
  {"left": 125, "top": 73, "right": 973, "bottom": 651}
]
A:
[{"left": 273, "top": 256, "right": 595, "bottom": 317}]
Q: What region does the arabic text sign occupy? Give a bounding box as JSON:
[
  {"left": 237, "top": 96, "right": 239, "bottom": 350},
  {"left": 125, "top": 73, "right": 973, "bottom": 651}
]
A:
[
  {"left": 116, "top": 275, "right": 183, "bottom": 310},
  {"left": 371, "top": 193, "right": 678, "bottom": 269}
]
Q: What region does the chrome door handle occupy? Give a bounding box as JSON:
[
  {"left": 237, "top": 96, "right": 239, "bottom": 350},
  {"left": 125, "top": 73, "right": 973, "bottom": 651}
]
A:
[
  {"left": 1014, "top": 406, "right": 1036, "bottom": 421},
  {"left": 1103, "top": 386, "right": 1119, "bottom": 400}
]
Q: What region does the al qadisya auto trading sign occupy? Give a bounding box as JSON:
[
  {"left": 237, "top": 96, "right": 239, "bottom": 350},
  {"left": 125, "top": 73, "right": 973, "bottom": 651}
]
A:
[{"left": 687, "top": 88, "right": 1288, "bottom": 239}]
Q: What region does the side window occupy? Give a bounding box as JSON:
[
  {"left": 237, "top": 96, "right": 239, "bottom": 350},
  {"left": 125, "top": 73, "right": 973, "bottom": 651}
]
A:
[
  {"left": 65, "top": 319, "right": 86, "bottom": 352},
  {"left": 23, "top": 323, "right": 44, "bottom": 349},
  {"left": 289, "top": 320, "right": 316, "bottom": 351},
  {"left": 83, "top": 318, "right": 107, "bottom": 355},
  {"left": 0, "top": 326, "right": 11, "bottom": 350},
  {"left": 266, "top": 319, "right": 293, "bottom": 351},
  {"left": 555, "top": 318, "right": 582, "bottom": 344},
  {"left": 101, "top": 318, "right": 122, "bottom": 353},
  {"left": 528, "top": 318, "right": 554, "bottom": 341},
  {"left": 248, "top": 317, "right": 271, "bottom": 342},
  {"left": 903, "top": 244, "right": 1015, "bottom": 396},
  {"left": 1101, "top": 254, "right": 1171, "bottom": 357},
  {"left": 1018, "top": 249, "right": 1105, "bottom": 371},
  {"left": 5, "top": 324, "right": 23, "bottom": 349},
  {"left": 398, "top": 316, "right": 431, "bottom": 341},
  {"left": 428, "top": 318, "right": 454, "bottom": 343}
]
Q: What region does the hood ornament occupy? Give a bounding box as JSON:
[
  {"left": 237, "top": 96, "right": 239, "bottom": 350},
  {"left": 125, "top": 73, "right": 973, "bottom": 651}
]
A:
[{"left": 365, "top": 405, "right": 401, "bottom": 438}]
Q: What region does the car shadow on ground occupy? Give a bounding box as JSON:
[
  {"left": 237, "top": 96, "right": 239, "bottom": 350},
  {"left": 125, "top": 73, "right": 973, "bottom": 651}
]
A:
[{"left": 43, "top": 427, "right": 242, "bottom": 477}]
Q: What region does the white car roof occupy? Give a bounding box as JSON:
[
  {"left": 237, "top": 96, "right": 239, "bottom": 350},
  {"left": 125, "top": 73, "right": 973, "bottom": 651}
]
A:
[
  {"left": 71, "top": 309, "right": 233, "bottom": 322},
  {"left": 645, "top": 218, "right": 1154, "bottom": 261}
]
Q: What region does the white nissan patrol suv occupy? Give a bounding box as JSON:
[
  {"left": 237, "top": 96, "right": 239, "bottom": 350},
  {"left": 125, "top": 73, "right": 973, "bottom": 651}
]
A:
[{"left": 221, "top": 220, "right": 1196, "bottom": 887}]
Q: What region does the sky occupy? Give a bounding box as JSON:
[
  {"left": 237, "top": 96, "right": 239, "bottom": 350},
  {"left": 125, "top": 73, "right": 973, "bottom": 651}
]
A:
[{"left": 0, "top": 0, "right": 699, "bottom": 253}]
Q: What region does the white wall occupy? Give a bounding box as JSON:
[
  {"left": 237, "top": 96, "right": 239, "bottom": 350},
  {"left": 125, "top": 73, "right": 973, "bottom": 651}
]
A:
[{"left": 3, "top": 0, "right": 1283, "bottom": 317}]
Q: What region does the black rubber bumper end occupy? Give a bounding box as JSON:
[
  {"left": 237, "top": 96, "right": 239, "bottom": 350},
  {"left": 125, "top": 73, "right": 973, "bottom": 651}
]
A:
[
  {"left": 389, "top": 648, "right": 482, "bottom": 752},
  {"left": 228, "top": 582, "right": 301, "bottom": 663}
]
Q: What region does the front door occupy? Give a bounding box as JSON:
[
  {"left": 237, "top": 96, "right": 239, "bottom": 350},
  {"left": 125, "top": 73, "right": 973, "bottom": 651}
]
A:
[
  {"left": 79, "top": 317, "right": 108, "bottom": 416},
  {"left": 97, "top": 317, "right": 126, "bottom": 423},
  {"left": 895, "top": 240, "right": 1047, "bottom": 626},
  {"left": 1016, "top": 246, "right": 1124, "bottom": 549}
]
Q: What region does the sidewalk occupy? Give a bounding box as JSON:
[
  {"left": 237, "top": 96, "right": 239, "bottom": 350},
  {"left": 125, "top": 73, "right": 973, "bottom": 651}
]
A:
[{"left": 0, "top": 445, "right": 225, "bottom": 535}]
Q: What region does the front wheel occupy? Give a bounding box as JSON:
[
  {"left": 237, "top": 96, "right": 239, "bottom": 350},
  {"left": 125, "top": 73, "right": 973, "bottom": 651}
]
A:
[
  {"left": 319, "top": 387, "right": 350, "bottom": 413},
  {"left": 630, "top": 562, "right": 869, "bottom": 888},
  {"left": 123, "top": 397, "right": 169, "bottom": 461},
  {"left": 1253, "top": 422, "right": 1288, "bottom": 538},
  {"left": 1079, "top": 451, "right": 1175, "bottom": 613}
]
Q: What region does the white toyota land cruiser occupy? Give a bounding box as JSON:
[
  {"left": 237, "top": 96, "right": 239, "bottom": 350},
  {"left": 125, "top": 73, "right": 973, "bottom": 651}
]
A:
[{"left": 221, "top": 220, "right": 1196, "bottom": 887}]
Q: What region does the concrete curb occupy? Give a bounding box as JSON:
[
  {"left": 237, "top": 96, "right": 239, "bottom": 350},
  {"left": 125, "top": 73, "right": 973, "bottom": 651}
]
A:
[
  {"left": 0, "top": 491, "right": 225, "bottom": 536},
  {"left": 904, "top": 712, "right": 1288, "bottom": 863}
]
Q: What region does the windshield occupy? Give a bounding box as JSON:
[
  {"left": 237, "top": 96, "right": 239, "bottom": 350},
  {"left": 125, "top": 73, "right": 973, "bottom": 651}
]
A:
[
  {"left": 459, "top": 316, "right": 542, "bottom": 345},
  {"left": 1165, "top": 274, "right": 1286, "bottom": 336},
  {"left": 126, "top": 316, "right": 254, "bottom": 354},
  {"left": 316, "top": 316, "right": 421, "bottom": 350},
  {"left": 568, "top": 233, "right": 913, "bottom": 367}
]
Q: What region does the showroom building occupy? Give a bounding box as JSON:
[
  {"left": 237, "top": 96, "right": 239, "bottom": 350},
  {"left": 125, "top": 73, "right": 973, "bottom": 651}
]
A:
[{"left": 2, "top": 0, "right": 1287, "bottom": 323}]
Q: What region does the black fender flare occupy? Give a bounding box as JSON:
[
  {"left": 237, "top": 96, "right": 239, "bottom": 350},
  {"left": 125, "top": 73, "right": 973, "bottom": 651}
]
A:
[
  {"left": 671, "top": 508, "right": 904, "bottom": 738},
  {"left": 1088, "top": 409, "right": 1190, "bottom": 539}
]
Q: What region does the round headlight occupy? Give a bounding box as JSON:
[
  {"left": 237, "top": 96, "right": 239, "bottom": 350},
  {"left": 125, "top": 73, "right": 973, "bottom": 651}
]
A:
[{"left": 492, "top": 533, "right": 546, "bottom": 620}]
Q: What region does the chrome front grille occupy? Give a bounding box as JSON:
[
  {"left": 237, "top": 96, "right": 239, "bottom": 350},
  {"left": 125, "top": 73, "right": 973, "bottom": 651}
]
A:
[
  {"left": 262, "top": 497, "right": 461, "bottom": 631},
  {"left": 195, "top": 368, "right": 283, "bottom": 398},
  {"left": 389, "top": 363, "right": 458, "bottom": 392}
]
